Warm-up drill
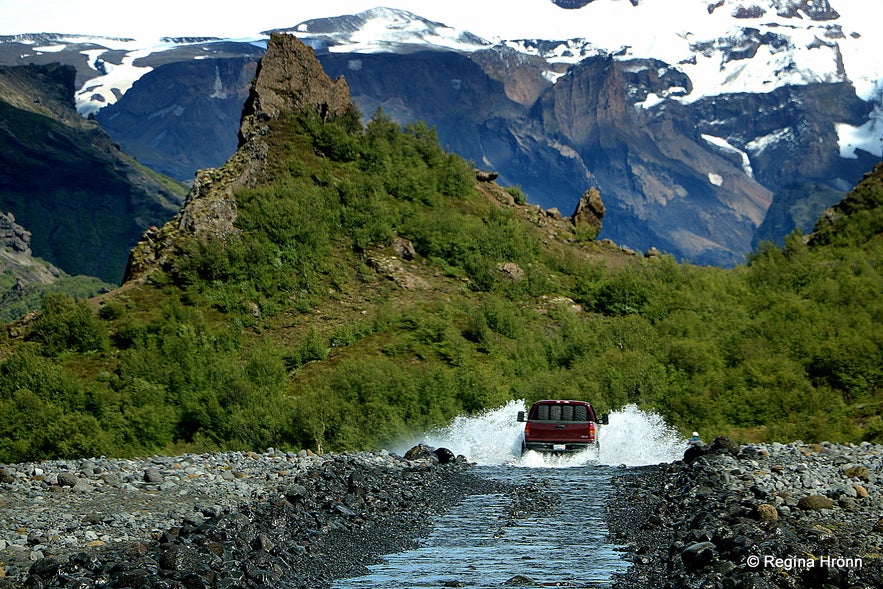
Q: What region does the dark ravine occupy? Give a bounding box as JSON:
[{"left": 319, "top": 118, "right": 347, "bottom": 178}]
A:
[{"left": 0, "top": 63, "right": 186, "bottom": 285}]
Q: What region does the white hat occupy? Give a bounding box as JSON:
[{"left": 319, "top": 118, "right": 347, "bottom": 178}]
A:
[{"left": 692, "top": 432, "right": 699, "bottom": 437}]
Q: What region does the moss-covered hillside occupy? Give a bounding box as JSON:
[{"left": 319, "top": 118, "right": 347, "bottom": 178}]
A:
[{"left": 0, "top": 36, "right": 880, "bottom": 462}]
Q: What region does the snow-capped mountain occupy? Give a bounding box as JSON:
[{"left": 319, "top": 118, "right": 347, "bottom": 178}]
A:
[
  {"left": 285, "top": 1, "right": 882, "bottom": 162},
  {"left": 0, "top": 33, "right": 264, "bottom": 116},
  {"left": 275, "top": 6, "right": 492, "bottom": 55},
  {"left": 1, "top": 0, "right": 882, "bottom": 266}
]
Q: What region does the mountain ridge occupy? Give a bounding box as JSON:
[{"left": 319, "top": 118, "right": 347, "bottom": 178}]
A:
[
  {"left": 123, "top": 34, "right": 357, "bottom": 284},
  {"left": 1, "top": 2, "right": 881, "bottom": 266}
]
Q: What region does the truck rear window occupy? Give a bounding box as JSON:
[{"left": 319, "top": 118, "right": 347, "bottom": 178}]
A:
[{"left": 532, "top": 404, "right": 589, "bottom": 421}]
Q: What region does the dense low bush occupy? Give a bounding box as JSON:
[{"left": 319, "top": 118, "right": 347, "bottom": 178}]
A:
[{"left": 0, "top": 108, "right": 880, "bottom": 462}]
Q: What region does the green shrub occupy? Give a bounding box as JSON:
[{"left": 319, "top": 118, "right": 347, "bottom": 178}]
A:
[
  {"left": 27, "top": 292, "right": 108, "bottom": 355},
  {"left": 505, "top": 185, "right": 528, "bottom": 205}
]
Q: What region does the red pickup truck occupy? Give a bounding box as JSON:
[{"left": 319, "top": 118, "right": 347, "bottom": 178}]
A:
[{"left": 517, "top": 400, "right": 608, "bottom": 454}]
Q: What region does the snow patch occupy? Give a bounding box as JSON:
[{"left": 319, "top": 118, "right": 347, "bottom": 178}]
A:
[
  {"left": 836, "top": 104, "right": 883, "bottom": 158},
  {"left": 708, "top": 172, "right": 724, "bottom": 186},
  {"left": 310, "top": 8, "right": 491, "bottom": 55},
  {"left": 542, "top": 69, "right": 566, "bottom": 84},
  {"left": 638, "top": 93, "right": 666, "bottom": 109},
  {"left": 746, "top": 127, "right": 793, "bottom": 154},
  {"left": 701, "top": 134, "right": 754, "bottom": 178},
  {"left": 75, "top": 43, "right": 172, "bottom": 115},
  {"left": 33, "top": 44, "right": 67, "bottom": 53}
]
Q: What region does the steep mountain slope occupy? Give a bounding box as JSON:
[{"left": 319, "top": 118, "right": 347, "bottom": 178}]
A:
[
  {"left": 96, "top": 57, "right": 258, "bottom": 182},
  {"left": 0, "top": 63, "right": 186, "bottom": 285}
]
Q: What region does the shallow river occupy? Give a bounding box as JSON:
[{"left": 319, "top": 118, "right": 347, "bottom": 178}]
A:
[
  {"left": 333, "top": 402, "right": 687, "bottom": 588},
  {"left": 335, "top": 463, "right": 624, "bottom": 588}
]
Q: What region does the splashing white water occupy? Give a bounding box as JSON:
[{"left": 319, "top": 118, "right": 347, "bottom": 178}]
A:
[
  {"left": 597, "top": 404, "right": 686, "bottom": 466},
  {"left": 389, "top": 401, "right": 686, "bottom": 467}
]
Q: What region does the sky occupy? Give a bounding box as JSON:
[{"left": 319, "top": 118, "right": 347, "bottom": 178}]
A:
[{"left": 0, "top": 0, "right": 583, "bottom": 41}]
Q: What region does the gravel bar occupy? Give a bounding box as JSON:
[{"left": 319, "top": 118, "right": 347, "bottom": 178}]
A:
[
  {"left": 0, "top": 448, "right": 516, "bottom": 588},
  {"left": 607, "top": 438, "right": 883, "bottom": 589},
  {"left": 4, "top": 439, "right": 881, "bottom": 588}
]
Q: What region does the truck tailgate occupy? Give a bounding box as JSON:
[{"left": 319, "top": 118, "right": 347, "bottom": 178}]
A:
[{"left": 527, "top": 421, "right": 590, "bottom": 442}]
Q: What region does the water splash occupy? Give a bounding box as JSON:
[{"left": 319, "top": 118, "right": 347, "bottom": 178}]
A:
[
  {"left": 396, "top": 400, "right": 528, "bottom": 465},
  {"left": 389, "top": 401, "right": 686, "bottom": 467},
  {"left": 597, "top": 404, "right": 685, "bottom": 466}
]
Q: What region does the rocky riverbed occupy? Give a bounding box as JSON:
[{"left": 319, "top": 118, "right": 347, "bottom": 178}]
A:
[
  {"left": 2, "top": 440, "right": 881, "bottom": 588},
  {"left": 0, "top": 447, "right": 526, "bottom": 588},
  {"left": 607, "top": 438, "right": 883, "bottom": 589}
]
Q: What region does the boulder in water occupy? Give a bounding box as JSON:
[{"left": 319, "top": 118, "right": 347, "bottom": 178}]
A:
[{"left": 404, "top": 444, "right": 458, "bottom": 464}]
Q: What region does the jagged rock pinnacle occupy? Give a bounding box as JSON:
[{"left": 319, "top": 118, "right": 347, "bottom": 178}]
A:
[
  {"left": 123, "top": 34, "right": 355, "bottom": 284},
  {"left": 239, "top": 33, "right": 354, "bottom": 146},
  {"left": 571, "top": 186, "right": 605, "bottom": 236}
]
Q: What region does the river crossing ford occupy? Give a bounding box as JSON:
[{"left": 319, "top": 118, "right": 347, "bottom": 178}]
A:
[{"left": 2, "top": 403, "right": 880, "bottom": 588}]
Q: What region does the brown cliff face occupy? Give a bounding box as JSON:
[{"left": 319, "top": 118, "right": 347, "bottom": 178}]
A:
[
  {"left": 239, "top": 33, "right": 354, "bottom": 146},
  {"left": 533, "top": 56, "right": 775, "bottom": 263},
  {"left": 124, "top": 34, "right": 355, "bottom": 283}
]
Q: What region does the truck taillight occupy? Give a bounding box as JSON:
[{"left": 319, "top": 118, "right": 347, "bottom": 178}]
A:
[
  {"left": 524, "top": 422, "right": 531, "bottom": 436},
  {"left": 589, "top": 421, "right": 596, "bottom": 442}
]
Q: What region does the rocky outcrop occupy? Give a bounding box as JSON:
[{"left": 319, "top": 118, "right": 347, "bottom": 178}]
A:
[
  {"left": 779, "top": 0, "right": 840, "bottom": 21},
  {"left": 365, "top": 239, "right": 430, "bottom": 291},
  {"left": 571, "top": 186, "right": 605, "bottom": 236},
  {"left": 239, "top": 34, "right": 354, "bottom": 145},
  {"left": 124, "top": 34, "right": 355, "bottom": 283},
  {"left": 0, "top": 212, "right": 61, "bottom": 288},
  {"left": 707, "top": 0, "right": 840, "bottom": 20},
  {"left": 0, "top": 213, "right": 32, "bottom": 256}
]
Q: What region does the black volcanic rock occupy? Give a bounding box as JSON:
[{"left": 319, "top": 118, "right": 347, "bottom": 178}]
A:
[{"left": 0, "top": 63, "right": 185, "bottom": 283}]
